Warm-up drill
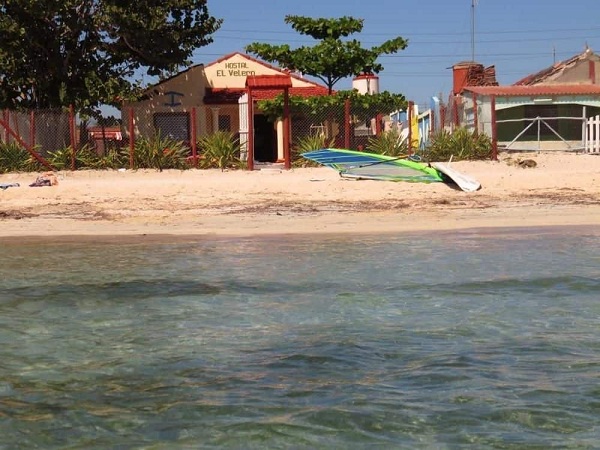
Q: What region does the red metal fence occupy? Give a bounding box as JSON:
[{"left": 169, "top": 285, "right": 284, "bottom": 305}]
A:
[{"left": 1, "top": 100, "right": 416, "bottom": 171}]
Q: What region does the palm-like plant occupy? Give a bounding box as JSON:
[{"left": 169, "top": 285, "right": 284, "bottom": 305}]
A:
[
  {"left": 427, "top": 128, "right": 492, "bottom": 161},
  {"left": 197, "top": 131, "right": 243, "bottom": 170},
  {"left": 131, "top": 133, "right": 190, "bottom": 171},
  {"left": 0, "top": 142, "right": 40, "bottom": 172},
  {"left": 291, "top": 132, "right": 334, "bottom": 167},
  {"left": 366, "top": 128, "right": 408, "bottom": 156}
]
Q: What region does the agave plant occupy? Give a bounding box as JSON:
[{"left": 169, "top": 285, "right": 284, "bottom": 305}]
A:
[
  {"left": 131, "top": 132, "right": 190, "bottom": 171},
  {"left": 366, "top": 128, "right": 408, "bottom": 157},
  {"left": 291, "top": 132, "right": 335, "bottom": 167},
  {"left": 46, "top": 144, "right": 107, "bottom": 170},
  {"left": 0, "top": 142, "right": 34, "bottom": 173},
  {"left": 197, "top": 131, "right": 242, "bottom": 171},
  {"left": 427, "top": 127, "right": 492, "bottom": 161}
]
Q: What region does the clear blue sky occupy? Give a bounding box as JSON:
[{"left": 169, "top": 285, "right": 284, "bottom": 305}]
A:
[{"left": 187, "top": 0, "right": 600, "bottom": 110}]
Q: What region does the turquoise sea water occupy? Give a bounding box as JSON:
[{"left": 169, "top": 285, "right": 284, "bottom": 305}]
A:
[{"left": 1, "top": 227, "right": 599, "bottom": 449}]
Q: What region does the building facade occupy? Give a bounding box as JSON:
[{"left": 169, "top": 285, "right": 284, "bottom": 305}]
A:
[{"left": 123, "top": 52, "right": 329, "bottom": 163}]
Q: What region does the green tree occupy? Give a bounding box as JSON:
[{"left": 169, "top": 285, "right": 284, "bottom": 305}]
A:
[
  {"left": 245, "top": 15, "right": 408, "bottom": 94},
  {"left": 0, "top": 0, "right": 222, "bottom": 112}
]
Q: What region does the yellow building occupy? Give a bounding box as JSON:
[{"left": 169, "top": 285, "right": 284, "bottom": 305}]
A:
[{"left": 124, "top": 52, "right": 329, "bottom": 163}]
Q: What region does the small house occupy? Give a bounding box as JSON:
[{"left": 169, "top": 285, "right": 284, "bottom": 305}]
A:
[{"left": 456, "top": 48, "right": 600, "bottom": 151}]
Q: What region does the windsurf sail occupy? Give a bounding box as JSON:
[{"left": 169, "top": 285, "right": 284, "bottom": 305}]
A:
[{"left": 301, "top": 148, "right": 444, "bottom": 183}]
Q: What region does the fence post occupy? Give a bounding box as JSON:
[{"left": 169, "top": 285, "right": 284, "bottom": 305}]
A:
[
  {"left": 344, "top": 99, "right": 351, "bottom": 149},
  {"left": 128, "top": 108, "right": 135, "bottom": 169},
  {"left": 491, "top": 95, "right": 498, "bottom": 160},
  {"left": 375, "top": 113, "right": 383, "bottom": 135},
  {"left": 69, "top": 105, "right": 76, "bottom": 170},
  {"left": 2, "top": 110, "right": 8, "bottom": 142},
  {"left": 30, "top": 110, "right": 35, "bottom": 148},
  {"left": 408, "top": 101, "right": 414, "bottom": 154},
  {"left": 283, "top": 90, "right": 291, "bottom": 170},
  {"left": 473, "top": 92, "right": 479, "bottom": 134},
  {"left": 190, "top": 107, "right": 198, "bottom": 167}
]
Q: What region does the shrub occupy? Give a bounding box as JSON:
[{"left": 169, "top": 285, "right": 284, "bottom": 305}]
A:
[
  {"left": 197, "top": 131, "right": 243, "bottom": 171},
  {"left": 291, "top": 132, "right": 334, "bottom": 167},
  {"left": 131, "top": 133, "right": 190, "bottom": 171},
  {"left": 0, "top": 142, "right": 44, "bottom": 173},
  {"left": 366, "top": 128, "right": 408, "bottom": 156},
  {"left": 426, "top": 128, "right": 492, "bottom": 161},
  {"left": 46, "top": 144, "right": 121, "bottom": 170}
]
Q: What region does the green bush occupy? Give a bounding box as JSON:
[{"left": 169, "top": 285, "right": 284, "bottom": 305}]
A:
[
  {"left": 366, "top": 128, "right": 408, "bottom": 157},
  {"left": 426, "top": 128, "right": 492, "bottom": 161},
  {"left": 0, "top": 142, "right": 43, "bottom": 173},
  {"left": 131, "top": 133, "right": 190, "bottom": 171},
  {"left": 291, "top": 132, "right": 334, "bottom": 167},
  {"left": 197, "top": 131, "right": 243, "bottom": 171},
  {"left": 45, "top": 144, "right": 127, "bottom": 170}
]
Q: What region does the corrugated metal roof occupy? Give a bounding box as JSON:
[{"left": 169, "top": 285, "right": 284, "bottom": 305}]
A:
[{"left": 463, "top": 84, "right": 600, "bottom": 96}]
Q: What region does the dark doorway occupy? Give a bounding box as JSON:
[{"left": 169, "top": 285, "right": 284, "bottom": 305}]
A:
[{"left": 253, "top": 114, "right": 276, "bottom": 162}]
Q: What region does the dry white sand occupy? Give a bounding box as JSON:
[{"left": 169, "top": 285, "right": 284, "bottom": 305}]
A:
[{"left": 1, "top": 152, "right": 599, "bottom": 240}]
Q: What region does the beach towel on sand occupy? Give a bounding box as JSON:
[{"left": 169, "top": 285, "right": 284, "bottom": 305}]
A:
[{"left": 0, "top": 183, "right": 20, "bottom": 190}]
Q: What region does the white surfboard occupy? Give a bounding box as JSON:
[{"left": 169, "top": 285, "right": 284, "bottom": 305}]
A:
[{"left": 431, "top": 162, "right": 481, "bottom": 192}]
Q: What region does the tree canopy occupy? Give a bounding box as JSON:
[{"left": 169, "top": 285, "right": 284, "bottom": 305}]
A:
[
  {"left": 245, "top": 15, "right": 408, "bottom": 94},
  {"left": 257, "top": 89, "right": 407, "bottom": 126},
  {"left": 0, "top": 0, "right": 222, "bottom": 112}
]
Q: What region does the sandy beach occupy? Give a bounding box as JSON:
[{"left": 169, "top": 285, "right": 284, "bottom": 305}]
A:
[{"left": 1, "top": 152, "right": 599, "bottom": 240}]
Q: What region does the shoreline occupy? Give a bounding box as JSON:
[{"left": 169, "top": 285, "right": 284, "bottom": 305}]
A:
[
  {"left": 1, "top": 152, "right": 599, "bottom": 240},
  {"left": 1, "top": 206, "right": 599, "bottom": 244}
]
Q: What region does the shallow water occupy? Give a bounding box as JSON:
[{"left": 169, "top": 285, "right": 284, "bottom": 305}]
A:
[{"left": 1, "top": 227, "right": 599, "bottom": 448}]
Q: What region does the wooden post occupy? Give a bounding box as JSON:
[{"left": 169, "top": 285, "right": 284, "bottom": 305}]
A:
[
  {"left": 283, "top": 88, "right": 290, "bottom": 170},
  {"left": 491, "top": 95, "right": 498, "bottom": 160},
  {"left": 190, "top": 107, "right": 198, "bottom": 167},
  {"left": 129, "top": 108, "right": 135, "bottom": 169},
  {"left": 344, "top": 99, "right": 351, "bottom": 149},
  {"left": 2, "top": 110, "right": 8, "bottom": 142},
  {"left": 375, "top": 113, "right": 383, "bottom": 135},
  {"left": 69, "top": 105, "right": 76, "bottom": 171},
  {"left": 407, "top": 101, "right": 414, "bottom": 154},
  {"left": 473, "top": 92, "right": 479, "bottom": 134},
  {"left": 454, "top": 96, "right": 460, "bottom": 129}
]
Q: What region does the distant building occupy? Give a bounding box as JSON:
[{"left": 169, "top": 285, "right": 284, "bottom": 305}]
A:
[{"left": 454, "top": 48, "right": 600, "bottom": 151}]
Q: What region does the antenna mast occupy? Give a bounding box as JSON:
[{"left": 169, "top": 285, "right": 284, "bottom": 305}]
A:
[{"left": 471, "top": 0, "right": 476, "bottom": 61}]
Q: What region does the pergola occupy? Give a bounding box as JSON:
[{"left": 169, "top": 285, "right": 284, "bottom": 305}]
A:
[{"left": 245, "top": 74, "right": 293, "bottom": 170}]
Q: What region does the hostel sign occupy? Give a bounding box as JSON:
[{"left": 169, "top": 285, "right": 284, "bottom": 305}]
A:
[{"left": 216, "top": 62, "right": 256, "bottom": 77}]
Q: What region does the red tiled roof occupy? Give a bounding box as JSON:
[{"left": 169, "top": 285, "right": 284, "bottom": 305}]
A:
[
  {"left": 252, "top": 86, "right": 330, "bottom": 99},
  {"left": 246, "top": 74, "right": 292, "bottom": 89},
  {"left": 204, "top": 86, "right": 331, "bottom": 104},
  {"left": 463, "top": 84, "right": 600, "bottom": 97}
]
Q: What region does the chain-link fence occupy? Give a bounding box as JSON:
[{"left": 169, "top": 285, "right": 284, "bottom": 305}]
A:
[{"left": 1, "top": 100, "right": 418, "bottom": 172}]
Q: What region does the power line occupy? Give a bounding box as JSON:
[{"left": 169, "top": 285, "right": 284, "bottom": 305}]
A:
[{"left": 214, "top": 25, "right": 600, "bottom": 38}]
